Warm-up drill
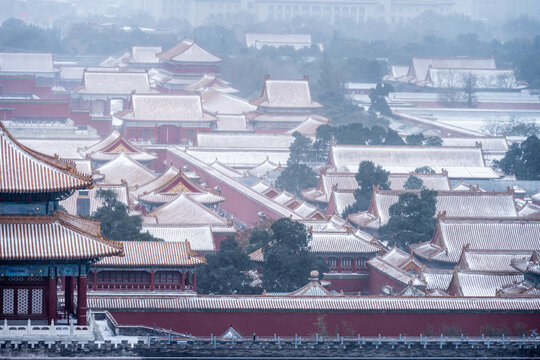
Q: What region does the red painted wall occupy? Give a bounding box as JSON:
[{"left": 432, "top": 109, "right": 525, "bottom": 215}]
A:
[
  {"left": 0, "top": 99, "right": 69, "bottom": 118},
  {"left": 110, "top": 310, "right": 538, "bottom": 337},
  {"left": 368, "top": 265, "right": 407, "bottom": 295},
  {"left": 0, "top": 77, "right": 36, "bottom": 94}
]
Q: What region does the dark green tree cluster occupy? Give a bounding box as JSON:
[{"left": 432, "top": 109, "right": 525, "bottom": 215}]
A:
[
  {"left": 260, "top": 218, "right": 328, "bottom": 292},
  {"left": 275, "top": 132, "right": 319, "bottom": 194},
  {"left": 405, "top": 134, "right": 443, "bottom": 146},
  {"left": 404, "top": 175, "right": 424, "bottom": 190},
  {"left": 197, "top": 237, "right": 260, "bottom": 295},
  {"left": 92, "top": 189, "right": 160, "bottom": 241},
  {"left": 413, "top": 166, "right": 437, "bottom": 174},
  {"left": 316, "top": 123, "right": 405, "bottom": 146},
  {"left": 495, "top": 135, "right": 540, "bottom": 180},
  {"left": 342, "top": 161, "right": 390, "bottom": 218},
  {"left": 379, "top": 189, "right": 438, "bottom": 250},
  {"left": 368, "top": 83, "right": 393, "bottom": 116}
]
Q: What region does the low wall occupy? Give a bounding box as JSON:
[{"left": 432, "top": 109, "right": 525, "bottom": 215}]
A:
[{"left": 109, "top": 310, "right": 538, "bottom": 337}]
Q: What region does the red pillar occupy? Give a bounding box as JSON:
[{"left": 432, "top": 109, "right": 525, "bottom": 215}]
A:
[
  {"left": 76, "top": 275, "right": 87, "bottom": 326},
  {"left": 65, "top": 276, "right": 74, "bottom": 315},
  {"left": 337, "top": 257, "right": 342, "bottom": 273},
  {"left": 47, "top": 276, "right": 57, "bottom": 325},
  {"left": 92, "top": 270, "right": 97, "bottom": 291},
  {"left": 193, "top": 269, "right": 197, "bottom": 292},
  {"left": 181, "top": 270, "right": 185, "bottom": 291},
  {"left": 150, "top": 270, "right": 155, "bottom": 291}
]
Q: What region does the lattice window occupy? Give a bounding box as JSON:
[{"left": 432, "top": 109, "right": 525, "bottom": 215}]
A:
[
  {"left": 31, "top": 289, "right": 43, "bottom": 314},
  {"left": 341, "top": 257, "right": 353, "bottom": 271},
  {"left": 3, "top": 289, "right": 14, "bottom": 314},
  {"left": 17, "top": 289, "right": 29, "bottom": 314},
  {"left": 327, "top": 257, "right": 338, "bottom": 271}
]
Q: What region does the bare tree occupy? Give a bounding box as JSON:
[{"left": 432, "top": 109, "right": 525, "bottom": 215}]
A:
[{"left": 462, "top": 72, "right": 478, "bottom": 108}]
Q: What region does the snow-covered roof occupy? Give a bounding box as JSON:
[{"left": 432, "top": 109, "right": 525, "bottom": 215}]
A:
[
  {"left": 96, "top": 153, "right": 156, "bottom": 186},
  {"left": 200, "top": 89, "right": 257, "bottom": 115},
  {"left": 145, "top": 192, "right": 227, "bottom": 226},
  {"left": 59, "top": 66, "right": 85, "bottom": 81},
  {"left": 329, "top": 145, "right": 498, "bottom": 179},
  {"left": 196, "top": 133, "right": 294, "bottom": 149},
  {"left": 426, "top": 68, "right": 523, "bottom": 89},
  {"left": 142, "top": 224, "right": 216, "bottom": 252},
  {"left": 285, "top": 114, "right": 329, "bottom": 136},
  {"left": 184, "top": 75, "right": 237, "bottom": 94},
  {"left": 0, "top": 52, "right": 54, "bottom": 73},
  {"left": 412, "top": 217, "right": 540, "bottom": 265},
  {"left": 452, "top": 271, "right": 523, "bottom": 297},
  {"left": 409, "top": 57, "right": 496, "bottom": 83},
  {"left": 88, "top": 294, "right": 540, "bottom": 311},
  {"left": 441, "top": 137, "right": 508, "bottom": 153},
  {"left": 79, "top": 71, "right": 151, "bottom": 95},
  {"left": 129, "top": 46, "right": 162, "bottom": 64},
  {"left": 461, "top": 249, "right": 533, "bottom": 273},
  {"left": 215, "top": 115, "right": 250, "bottom": 132},
  {"left": 185, "top": 148, "right": 289, "bottom": 168},
  {"left": 371, "top": 190, "right": 518, "bottom": 227},
  {"left": 157, "top": 40, "right": 222, "bottom": 63},
  {"left": 253, "top": 78, "right": 321, "bottom": 109},
  {"left": 309, "top": 232, "right": 379, "bottom": 254},
  {"left": 119, "top": 94, "right": 215, "bottom": 122}
]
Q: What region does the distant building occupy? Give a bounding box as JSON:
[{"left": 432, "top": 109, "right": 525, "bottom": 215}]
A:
[
  {"left": 245, "top": 33, "right": 319, "bottom": 50},
  {"left": 385, "top": 56, "right": 526, "bottom": 90}
]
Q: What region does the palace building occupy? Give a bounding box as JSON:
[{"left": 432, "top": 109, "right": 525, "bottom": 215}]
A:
[{"left": 0, "top": 122, "right": 123, "bottom": 325}]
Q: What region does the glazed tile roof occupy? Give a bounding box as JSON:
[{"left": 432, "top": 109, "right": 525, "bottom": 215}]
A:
[
  {"left": 142, "top": 224, "right": 217, "bottom": 252},
  {"left": 132, "top": 166, "right": 182, "bottom": 197},
  {"left": 329, "top": 145, "right": 498, "bottom": 179},
  {"left": 371, "top": 190, "right": 518, "bottom": 227},
  {"left": 79, "top": 71, "right": 151, "bottom": 94},
  {"left": 411, "top": 218, "right": 540, "bottom": 264},
  {"left": 511, "top": 252, "right": 540, "bottom": 275},
  {"left": 196, "top": 133, "right": 294, "bottom": 149},
  {"left": 157, "top": 40, "right": 222, "bottom": 63},
  {"left": 145, "top": 192, "right": 227, "bottom": 226},
  {"left": 96, "top": 240, "right": 205, "bottom": 267},
  {"left": 0, "top": 212, "right": 123, "bottom": 261},
  {"left": 96, "top": 153, "right": 156, "bottom": 186},
  {"left": 249, "top": 248, "right": 264, "bottom": 262},
  {"left": 0, "top": 122, "right": 93, "bottom": 193},
  {"left": 88, "top": 294, "right": 540, "bottom": 312},
  {"left": 119, "top": 94, "right": 215, "bottom": 122},
  {"left": 254, "top": 79, "right": 322, "bottom": 109}
]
